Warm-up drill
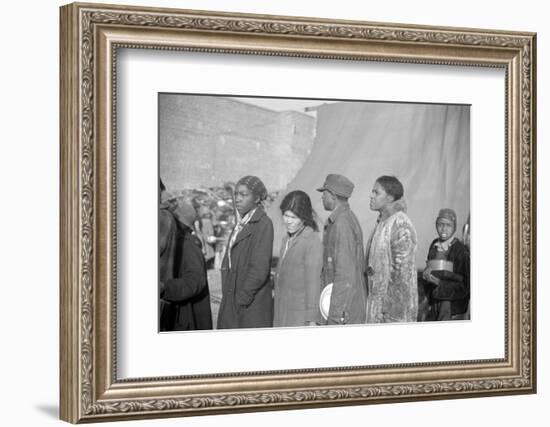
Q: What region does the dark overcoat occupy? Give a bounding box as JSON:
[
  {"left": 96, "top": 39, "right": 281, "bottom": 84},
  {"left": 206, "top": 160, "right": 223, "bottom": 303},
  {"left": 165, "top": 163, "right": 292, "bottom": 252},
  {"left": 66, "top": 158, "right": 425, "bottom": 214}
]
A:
[
  {"left": 161, "top": 222, "right": 213, "bottom": 331},
  {"left": 159, "top": 207, "right": 177, "bottom": 329},
  {"left": 217, "top": 208, "right": 274, "bottom": 329}
]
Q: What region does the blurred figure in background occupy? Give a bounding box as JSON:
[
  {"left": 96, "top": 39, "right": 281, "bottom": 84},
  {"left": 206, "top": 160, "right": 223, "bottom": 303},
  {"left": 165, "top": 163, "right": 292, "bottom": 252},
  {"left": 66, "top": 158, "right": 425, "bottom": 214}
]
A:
[
  {"left": 197, "top": 205, "right": 216, "bottom": 269},
  {"left": 274, "top": 190, "right": 323, "bottom": 327}
]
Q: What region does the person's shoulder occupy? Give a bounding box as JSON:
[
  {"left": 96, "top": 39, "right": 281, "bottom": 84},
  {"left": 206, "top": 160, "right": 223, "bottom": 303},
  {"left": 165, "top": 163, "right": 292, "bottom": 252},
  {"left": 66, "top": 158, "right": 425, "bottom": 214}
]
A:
[
  {"left": 392, "top": 211, "right": 415, "bottom": 229},
  {"left": 160, "top": 208, "right": 176, "bottom": 228},
  {"left": 184, "top": 233, "right": 203, "bottom": 249},
  {"left": 256, "top": 209, "right": 274, "bottom": 226},
  {"left": 450, "top": 238, "right": 468, "bottom": 253},
  {"left": 334, "top": 207, "right": 356, "bottom": 224},
  {"left": 302, "top": 226, "right": 321, "bottom": 243}
]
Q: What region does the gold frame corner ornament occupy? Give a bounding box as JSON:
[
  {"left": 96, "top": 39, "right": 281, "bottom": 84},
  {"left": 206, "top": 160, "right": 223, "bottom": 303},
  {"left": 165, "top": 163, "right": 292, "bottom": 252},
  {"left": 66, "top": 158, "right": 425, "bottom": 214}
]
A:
[{"left": 60, "top": 2, "right": 536, "bottom": 423}]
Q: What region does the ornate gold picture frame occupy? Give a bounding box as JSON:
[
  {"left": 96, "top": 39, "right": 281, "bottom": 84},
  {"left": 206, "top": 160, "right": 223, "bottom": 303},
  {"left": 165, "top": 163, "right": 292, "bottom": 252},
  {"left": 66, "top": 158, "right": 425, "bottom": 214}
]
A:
[{"left": 60, "top": 2, "right": 536, "bottom": 423}]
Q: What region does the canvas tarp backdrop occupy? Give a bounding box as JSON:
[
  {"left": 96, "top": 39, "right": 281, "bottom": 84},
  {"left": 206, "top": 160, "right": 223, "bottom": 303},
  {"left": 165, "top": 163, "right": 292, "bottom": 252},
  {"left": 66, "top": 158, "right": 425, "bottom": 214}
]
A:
[{"left": 267, "top": 101, "right": 470, "bottom": 269}]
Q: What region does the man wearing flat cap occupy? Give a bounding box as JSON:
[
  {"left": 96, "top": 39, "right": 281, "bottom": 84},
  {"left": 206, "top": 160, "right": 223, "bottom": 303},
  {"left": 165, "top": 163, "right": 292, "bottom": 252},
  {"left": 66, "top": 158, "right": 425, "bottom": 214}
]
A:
[{"left": 317, "top": 174, "right": 367, "bottom": 325}]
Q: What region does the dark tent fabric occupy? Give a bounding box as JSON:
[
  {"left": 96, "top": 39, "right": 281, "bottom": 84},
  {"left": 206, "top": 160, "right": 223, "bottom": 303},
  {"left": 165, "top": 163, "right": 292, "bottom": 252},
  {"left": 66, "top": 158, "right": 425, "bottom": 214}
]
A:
[{"left": 267, "top": 101, "right": 470, "bottom": 269}]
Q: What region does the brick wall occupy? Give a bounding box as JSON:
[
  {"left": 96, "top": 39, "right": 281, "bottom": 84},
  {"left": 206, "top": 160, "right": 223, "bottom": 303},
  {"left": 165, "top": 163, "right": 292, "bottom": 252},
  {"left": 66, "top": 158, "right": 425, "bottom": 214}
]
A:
[{"left": 159, "top": 94, "right": 315, "bottom": 192}]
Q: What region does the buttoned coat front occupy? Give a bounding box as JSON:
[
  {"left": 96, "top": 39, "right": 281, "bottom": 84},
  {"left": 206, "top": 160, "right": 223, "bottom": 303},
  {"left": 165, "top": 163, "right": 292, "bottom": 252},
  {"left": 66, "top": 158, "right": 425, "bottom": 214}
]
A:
[
  {"left": 217, "top": 208, "right": 274, "bottom": 329},
  {"left": 274, "top": 226, "right": 323, "bottom": 327},
  {"left": 321, "top": 203, "right": 367, "bottom": 325}
]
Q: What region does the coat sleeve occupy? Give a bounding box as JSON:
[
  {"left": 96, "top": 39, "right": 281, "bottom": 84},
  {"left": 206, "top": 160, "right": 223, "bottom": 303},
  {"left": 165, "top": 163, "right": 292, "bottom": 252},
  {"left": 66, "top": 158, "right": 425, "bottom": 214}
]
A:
[
  {"left": 328, "top": 220, "right": 358, "bottom": 323},
  {"left": 383, "top": 221, "right": 417, "bottom": 322},
  {"left": 303, "top": 234, "right": 323, "bottom": 323},
  {"left": 433, "top": 243, "right": 469, "bottom": 301},
  {"left": 163, "top": 237, "right": 207, "bottom": 303},
  {"left": 159, "top": 209, "right": 175, "bottom": 256},
  {"left": 235, "top": 217, "right": 274, "bottom": 307}
]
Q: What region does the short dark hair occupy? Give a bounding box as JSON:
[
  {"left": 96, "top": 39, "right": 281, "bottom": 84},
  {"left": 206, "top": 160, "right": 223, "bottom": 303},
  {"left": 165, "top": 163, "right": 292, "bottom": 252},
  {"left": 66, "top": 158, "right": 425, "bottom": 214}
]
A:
[
  {"left": 280, "top": 190, "right": 318, "bottom": 232},
  {"left": 376, "top": 175, "right": 404, "bottom": 201}
]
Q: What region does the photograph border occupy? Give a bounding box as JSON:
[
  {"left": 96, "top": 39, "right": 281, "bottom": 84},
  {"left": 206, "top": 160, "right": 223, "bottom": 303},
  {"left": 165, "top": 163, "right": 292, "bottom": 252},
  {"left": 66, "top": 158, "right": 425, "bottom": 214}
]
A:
[{"left": 60, "top": 2, "right": 536, "bottom": 422}]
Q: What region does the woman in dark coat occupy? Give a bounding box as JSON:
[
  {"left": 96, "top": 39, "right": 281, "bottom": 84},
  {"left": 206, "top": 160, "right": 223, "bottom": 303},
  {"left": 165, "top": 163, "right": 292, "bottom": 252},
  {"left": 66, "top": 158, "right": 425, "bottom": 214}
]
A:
[
  {"left": 217, "top": 176, "right": 274, "bottom": 329},
  {"left": 160, "top": 198, "right": 213, "bottom": 331}
]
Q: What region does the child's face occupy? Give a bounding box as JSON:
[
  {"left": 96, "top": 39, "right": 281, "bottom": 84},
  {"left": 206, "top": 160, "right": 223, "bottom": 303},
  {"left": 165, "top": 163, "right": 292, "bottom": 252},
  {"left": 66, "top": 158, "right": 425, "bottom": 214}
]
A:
[{"left": 436, "top": 218, "right": 455, "bottom": 242}]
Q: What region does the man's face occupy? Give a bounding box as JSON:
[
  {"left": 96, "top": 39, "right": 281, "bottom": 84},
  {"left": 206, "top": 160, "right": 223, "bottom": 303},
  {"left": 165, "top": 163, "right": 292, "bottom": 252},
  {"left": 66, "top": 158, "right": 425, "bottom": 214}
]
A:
[
  {"left": 321, "top": 190, "right": 336, "bottom": 211},
  {"left": 436, "top": 218, "right": 455, "bottom": 242}
]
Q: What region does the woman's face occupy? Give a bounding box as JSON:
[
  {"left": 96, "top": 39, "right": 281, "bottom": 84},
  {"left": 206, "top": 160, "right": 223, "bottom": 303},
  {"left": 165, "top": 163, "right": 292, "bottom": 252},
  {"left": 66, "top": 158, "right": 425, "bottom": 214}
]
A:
[
  {"left": 282, "top": 210, "right": 304, "bottom": 234},
  {"left": 235, "top": 184, "right": 258, "bottom": 216},
  {"left": 436, "top": 218, "right": 455, "bottom": 242},
  {"left": 369, "top": 182, "right": 394, "bottom": 211}
]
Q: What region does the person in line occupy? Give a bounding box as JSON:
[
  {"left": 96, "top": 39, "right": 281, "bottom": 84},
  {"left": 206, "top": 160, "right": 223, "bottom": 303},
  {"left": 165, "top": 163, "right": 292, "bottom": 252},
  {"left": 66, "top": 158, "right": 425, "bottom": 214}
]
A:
[
  {"left": 217, "top": 176, "right": 274, "bottom": 329},
  {"left": 273, "top": 190, "right": 323, "bottom": 328},
  {"left": 160, "top": 195, "right": 213, "bottom": 331},
  {"left": 423, "top": 208, "right": 470, "bottom": 321},
  {"left": 366, "top": 176, "right": 418, "bottom": 323},
  {"left": 159, "top": 178, "right": 177, "bottom": 330},
  {"left": 317, "top": 174, "right": 367, "bottom": 325}
]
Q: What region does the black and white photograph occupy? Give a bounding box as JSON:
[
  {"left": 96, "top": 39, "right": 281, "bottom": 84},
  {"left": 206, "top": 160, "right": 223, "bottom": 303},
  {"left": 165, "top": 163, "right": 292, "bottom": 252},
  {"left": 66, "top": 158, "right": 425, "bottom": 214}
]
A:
[
  {"left": 51, "top": 1, "right": 539, "bottom": 424},
  {"left": 158, "top": 94, "right": 470, "bottom": 332}
]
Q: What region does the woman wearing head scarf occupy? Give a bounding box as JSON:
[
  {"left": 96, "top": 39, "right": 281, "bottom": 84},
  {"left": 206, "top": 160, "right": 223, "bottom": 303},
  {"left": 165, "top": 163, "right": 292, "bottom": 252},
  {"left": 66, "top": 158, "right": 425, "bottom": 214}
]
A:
[
  {"left": 273, "top": 191, "right": 323, "bottom": 328},
  {"left": 217, "top": 176, "right": 274, "bottom": 329},
  {"left": 365, "top": 176, "right": 418, "bottom": 323}
]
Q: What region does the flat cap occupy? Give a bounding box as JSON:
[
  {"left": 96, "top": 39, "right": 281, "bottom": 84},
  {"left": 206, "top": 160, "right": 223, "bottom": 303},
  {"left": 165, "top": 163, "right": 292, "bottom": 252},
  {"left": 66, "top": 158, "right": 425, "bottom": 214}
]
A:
[{"left": 316, "top": 174, "right": 355, "bottom": 198}]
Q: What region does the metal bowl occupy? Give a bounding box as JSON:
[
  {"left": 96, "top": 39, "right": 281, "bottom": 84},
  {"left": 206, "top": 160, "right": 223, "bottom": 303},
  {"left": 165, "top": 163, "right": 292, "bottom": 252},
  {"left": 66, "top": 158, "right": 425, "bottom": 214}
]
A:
[
  {"left": 427, "top": 259, "right": 453, "bottom": 272},
  {"left": 319, "top": 283, "right": 333, "bottom": 321}
]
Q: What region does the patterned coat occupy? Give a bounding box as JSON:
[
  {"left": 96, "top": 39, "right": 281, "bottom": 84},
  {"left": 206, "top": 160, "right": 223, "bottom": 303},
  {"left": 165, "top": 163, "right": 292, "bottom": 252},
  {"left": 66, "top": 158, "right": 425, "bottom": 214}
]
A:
[
  {"left": 366, "top": 203, "right": 418, "bottom": 323},
  {"left": 274, "top": 226, "right": 323, "bottom": 327},
  {"left": 217, "top": 208, "right": 274, "bottom": 329}
]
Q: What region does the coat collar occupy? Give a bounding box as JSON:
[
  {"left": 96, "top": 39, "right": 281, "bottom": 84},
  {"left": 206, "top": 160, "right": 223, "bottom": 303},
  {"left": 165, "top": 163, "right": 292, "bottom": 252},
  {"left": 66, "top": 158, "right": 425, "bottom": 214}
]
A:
[
  {"left": 327, "top": 202, "right": 350, "bottom": 224},
  {"left": 378, "top": 198, "right": 407, "bottom": 222},
  {"left": 280, "top": 226, "right": 315, "bottom": 259},
  {"left": 232, "top": 208, "right": 266, "bottom": 247}
]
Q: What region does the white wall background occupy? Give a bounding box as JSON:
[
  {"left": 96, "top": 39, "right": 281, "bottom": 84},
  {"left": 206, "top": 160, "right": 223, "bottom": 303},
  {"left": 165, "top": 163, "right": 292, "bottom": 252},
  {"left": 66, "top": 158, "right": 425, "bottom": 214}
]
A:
[{"left": 0, "top": 0, "right": 546, "bottom": 426}]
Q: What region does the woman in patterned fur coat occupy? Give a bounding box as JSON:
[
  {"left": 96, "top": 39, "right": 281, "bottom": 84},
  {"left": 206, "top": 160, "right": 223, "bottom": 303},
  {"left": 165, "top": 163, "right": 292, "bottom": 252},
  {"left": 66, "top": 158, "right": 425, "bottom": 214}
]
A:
[{"left": 365, "top": 176, "right": 418, "bottom": 323}]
